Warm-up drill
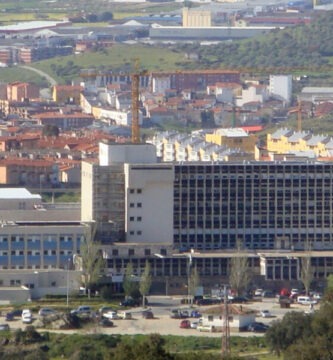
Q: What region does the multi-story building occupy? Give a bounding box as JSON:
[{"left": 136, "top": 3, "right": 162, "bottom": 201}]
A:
[
  {"left": 0, "top": 188, "right": 83, "bottom": 301},
  {"left": 182, "top": 8, "right": 211, "bottom": 28},
  {"left": 19, "top": 46, "right": 73, "bottom": 63},
  {"left": 82, "top": 142, "right": 333, "bottom": 293},
  {"left": 0, "top": 158, "right": 58, "bottom": 186},
  {"left": 269, "top": 75, "right": 292, "bottom": 104},
  {"left": 150, "top": 70, "right": 240, "bottom": 93},
  {"left": 34, "top": 111, "right": 94, "bottom": 130},
  {"left": 7, "top": 82, "right": 40, "bottom": 101}
]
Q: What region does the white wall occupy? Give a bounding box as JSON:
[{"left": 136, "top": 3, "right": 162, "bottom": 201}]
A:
[
  {"left": 99, "top": 142, "right": 157, "bottom": 166},
  {"left": 124, "top": 163, "right": 174, "bottom": 244}
]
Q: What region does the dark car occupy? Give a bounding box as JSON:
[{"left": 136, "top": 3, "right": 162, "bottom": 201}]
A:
[
  {"left": 196, "top": 298, "right": 215, "bottom": 306},
  {"left": 190, "top": 310, "right": 202, "bottom": 318},
  {"left": 5, "top": 313, "right": 14, "bottom": 321},
  {"left": 142, "top": 310, "right": 154, "bottom": 319},
  {"left": 247, "top": 322, "right": 269, "bottom": 333},
  {"left": 229, "top": 296, "right": 249, "bottom": 304},
  {"left": 5, "top": 309, "right": 23, "bottom": 321},
  {"left": 120, "top": 298, "right": 140, "bottom": 307},
  {"left": 0, "top": 324, "right": 10, "bottom": 331},
  {"left": 99, "top": 318, "right": 114, "bottom": 327}
]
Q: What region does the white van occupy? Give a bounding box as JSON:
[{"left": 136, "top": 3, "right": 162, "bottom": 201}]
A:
[{"left": 297, "top": 296, "right": 316, "bottom": 305}]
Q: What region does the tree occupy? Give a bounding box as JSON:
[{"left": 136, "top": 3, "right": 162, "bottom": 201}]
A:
[
  {"left": 123, "top": 262, "right": 139, "bottom": 298},
  {"left": 228, "top": 240, "right": 252, "bottom": 295},
  {"left": 300, "top": 239, "right": 313, "bottom": 296},
  {"left": 265, "top": 312, "right": 313, "bottom": 357},
  {"left": 139, "top": 261, "right": 152, "bottom": 307},
  {"left": 42, "top": 124, "right": 59, "bottom": 137},
  {"left": 188, "top": 267, "right": 200, "bottom": 306},
  {"left": 80, "top": 223, "right": 106, "bottom": 299}
]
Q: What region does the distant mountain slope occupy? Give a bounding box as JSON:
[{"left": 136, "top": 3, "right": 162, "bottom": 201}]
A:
[{"left": 175, "top": 11, "right": 333, "bottom": 72}]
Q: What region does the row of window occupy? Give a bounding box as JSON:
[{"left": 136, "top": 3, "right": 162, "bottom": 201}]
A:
[{"left": 0, "top": 250, "right": 73, "bottom": 256}]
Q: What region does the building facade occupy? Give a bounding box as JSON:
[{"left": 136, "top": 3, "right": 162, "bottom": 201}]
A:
[
  {"left": 83, "top": 143, "right": 333, "bottom": 292},
  {"left": 269, "top": 75, "right": 293, "bottom": 104}
]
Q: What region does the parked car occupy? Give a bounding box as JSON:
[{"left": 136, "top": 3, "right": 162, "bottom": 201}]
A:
[
  {"left": 22, "top": 309, "right": 32, "bottom": 324},
  {"left": 142, "top": 310, "right": 154, "bottom": 319},
  {"left": 190, "top": 310, "right": 202, "bottom": 318},
  {"left": 262, "top": 290, "right": 275, "bottom": 298},
  {"left": 0, "top": 324, "right": 10, "bottom": 331},
  {"left": 99, "top": 318, "right": 114, "bottom": 327},
  {"left": 98, "top": 306, "right": 114, "bottom": 316},
  {"left": 38, "top": 308, "right": 57, "bottom": 317},
  {"left": 179, "top": 319, "right": 191, "bottom": 329},
  {"left": 247, "top": 322, "right": 269, "bottom": 333},
  {"left": 229, "top": 296, "right": 249, "bottom": 304},
  {"left": 103, "top": 311, "right": 120, "bottom": 320},
  {"left": 197, "top": 325, "right": 215, "bottom": 332},
  {"left": 170, "top": 310, "right": 189, "bottom": 319},
  {"left": 297, "top": 296, "right": 317, "bottom": 305},
  {"left": 118, "top": 311, "right": 132, "bottom": 320},
  {"left": 5, "top": 313, "right": 14, "bottom": 321},
  {"left": 260, "top": 310, "right": 272, "bottom": 318},
  {"left": 190, "top": 320, "right": 201, "bottom": 329},
  {"left": 254, "top": 288, "right": 263, "bottom": 296},
  {"left": 70, "top": 305, "right": 92, "bottom": 316},
  {"left": 6, "top": 309, "right": 22, "bottom": 321},
  {"left": 119, "top": 298, "right": 140, "bottom": 307}
]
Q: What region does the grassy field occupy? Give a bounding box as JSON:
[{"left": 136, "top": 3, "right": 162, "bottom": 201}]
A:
[{"left": 0, "top": 67, "right": 48, "bottom": 86}]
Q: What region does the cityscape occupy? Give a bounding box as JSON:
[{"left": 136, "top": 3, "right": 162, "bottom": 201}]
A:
[{"left": 0, "top": 0, "right": 332, "bottom": 359}]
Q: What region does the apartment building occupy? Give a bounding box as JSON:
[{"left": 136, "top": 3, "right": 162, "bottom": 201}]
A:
[
  {"left": 269, "top": 75, "right": 292, "bottom": 104},
  {"left": 182, "top": 8, "right": 212, "bottom": 28},
  {"left": 0, "top": 158, "right": 58, "bottom": 186},
  {"left": 150, "top": 70, "right": 240, "bottom": 93},
  {"left": 267, "top": 128, "right": 333, "bottom": 157},
  {"left": 7, "top": 82, "right": 39, "bottom": 101},
  {"left": 82, "top": 142, "right": 333, "bottom": 292}
]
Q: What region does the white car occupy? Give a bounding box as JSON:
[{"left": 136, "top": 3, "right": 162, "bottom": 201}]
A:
[
  {"left": 190, "top": 321, "right": 199, "bottom": 329},
  {"left": 254, "top": 289, "right": 263, "bottom": 296},
  {"left": 260, "top": 310, "right": 272, "bottom": 318},
  {"left": 22, "top": 309, "right": 32, "bottom": 323},
  {"left": 103, "top": 311, "right": 120, "bottom": 320}
]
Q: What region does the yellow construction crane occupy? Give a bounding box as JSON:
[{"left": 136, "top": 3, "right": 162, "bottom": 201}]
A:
[{"left": 80, "top": 61, "right": 147, "bottom": 144}]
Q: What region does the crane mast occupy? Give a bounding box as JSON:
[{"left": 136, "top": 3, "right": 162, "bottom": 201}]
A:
[{"left": 131, "top": 72, "right": 140, "bottom": 144}]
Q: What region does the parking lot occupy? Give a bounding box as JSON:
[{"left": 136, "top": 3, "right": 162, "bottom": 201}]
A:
[{"left": 0, "top": 295, "right": 319, "bottom": 337}]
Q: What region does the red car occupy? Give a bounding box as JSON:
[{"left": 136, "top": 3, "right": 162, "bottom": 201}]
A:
[{"left": 179, "top": 319, "right": 191, "bottom": 329}]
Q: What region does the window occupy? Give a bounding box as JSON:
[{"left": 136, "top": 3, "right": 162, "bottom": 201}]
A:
[
  {"left": 144, "top": 249, "right": 151, "bottom": 256},
  {"left": 137, "top": 189, "right": 142, "bottom": 194},
  {"left": 129, "top": 231, "right": 134, "bottom": 235},
  {"left": 137, "top": 231, "right": 142, "bottom": 235},
  {"left": 130, "top": 217, "right": 134, "bottom": 221},
  {"left": 160, "top": 249, "right": 167, "bottom": 256},
  {"left": 130, "top": 189, "right": 135, "bottom": 194},
  {"left": 137, "top": 216, "right": 142, "bottom": 222},
  {"left": 137, "top": 203, "right": 142, "bottom": 208},
  {"left": 112, "top": 249, "right": 118, "bottom": 256},
  {"left": 128, "top": 249, "right": 135, "bottom": 256},
  {"left": 130, "top": 203, "right": 135, "bottom": 208}
]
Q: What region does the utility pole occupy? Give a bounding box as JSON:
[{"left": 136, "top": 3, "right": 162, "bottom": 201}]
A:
[{"left": 221, "top": 284, "right": 230, "bottom": 358}]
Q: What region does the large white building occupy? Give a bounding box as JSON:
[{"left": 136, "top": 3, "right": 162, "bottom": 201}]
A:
[
  {"left": 269, "top": 74, "right": 292, "bottom": 104},
  {"left": 81, "top": 141, "right": 333, "bottom": 294}
]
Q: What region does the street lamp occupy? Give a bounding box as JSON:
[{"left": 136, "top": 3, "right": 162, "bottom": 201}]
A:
[{"left": 187, "top": 252, "right": 193, "bottom": 306}]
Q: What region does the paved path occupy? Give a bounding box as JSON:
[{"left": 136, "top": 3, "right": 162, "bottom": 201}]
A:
[{"left": 19, "top": 65, "right": 57, "bottom": 86}]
